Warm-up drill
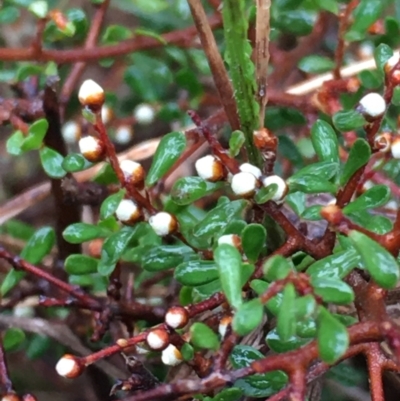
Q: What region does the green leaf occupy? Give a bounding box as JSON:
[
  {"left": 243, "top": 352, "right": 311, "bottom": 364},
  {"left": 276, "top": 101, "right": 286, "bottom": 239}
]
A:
[
  {"left": 21, "top": 227, "right": 55, "bottom": 264},
  {"left": 288, "top": 175, "right": 337, "bottom": 194},
  {"left": 348, "top": 230, "right": 399, "bottom": 288},
  {"left": 277, "top": 284, "right": 296, "bottom": 342},
  {"left": 100, "top": 190, "right": 126, "bottom": 220},
  {"left": 317, "top": 306, "right": 349, "bottom": 363},
  {"left": 15, "top": 64, "right": 43, "bottom": 82},
  {"left": 190, "top": 322, "right": 220, "bottom": 351},
  {"left": 312, "top": 0, "right": 338, "bottom": 14},
  {"left": 102, "top": 24, "right": 132, "bottom": 43},
  {"left": 301, "top": 205, "right": 323, "bottom": 221},
  {"left": 299, "top": 56, "right": 335, "bottom": 74},
  {"left": 145, "top": 131, "right": 186, "bottom": 186},
  {"left": 6, "top": 130, "right": 25, "bottom": 156},
  {"left": 127, "top": 244, "right": 194, "bottom": 272},
  {"left": 312, "top": 277, "right": 354, "bottom": 304},
  {"left": 174, "top": 260, "right": 218, "bottom": 286},
  {"left": 62, "top": 153, "right": 92, "bottom": 172},
  {"left": 214, "top": 244, "right": 243, "bottom": 309},
  {"left": 254, "top": 184, "right": 278, "bottom": 204},
  {"left": 134, "top": 0, "right": 168, "bottom": 13},
  {"left": 332, "top": 110, "right": 366, "bottom": 132},
  {"left": 233, "top": 298, "right": 263, "bottom": 336},
  {"left": 290, "top": 161, "right": 339, "bottom": 182},
  {"left": 346, "top": 0, "right": 384, "bottom": 41},
  {"left": 307, "top": 249, "right": 360, "bottom": 279},
  {"left": 63, "top": 223, "right": 109, "bottom": 244},
  {"left": 171, "top": 177, "right": 224, "bottom": 205},
  {"left": 0, "top": 6, "right": 20, "bottom": 24},
  {"left": 193, "top": 199, "right": 248, "bottom": 242},
  {"left": 266, "top": 329, "right": 311, "bottom": 353},
  {"left": 65, "top": 254, "right": 98, "bottom": 275},
  {"left": 374, "top": 43, "right": 393, "bottom": 72},
  {"left": 39, "top": 147, "right": 66, "bottom": 179},
  {"left": 21, "top": 119, "right": 48, "bottom": 151},
  {"left": 180, "top": 343, "right": 194, "bottom": 361},
  {"left": 98, "top": 227, "right": 138, "bottom": 276},
  {"left": 3, "top": 328, "right": 25, "bottom": 351},
  {"left": 340, "top": 139, "right": 371, "bottom": 186},
  {"left": 229, "top": 130, "right": 246, "bottom": 157},
  {"left": 343, "top": 185, "right": 390, "bottom": 214},
  {"left": 311, "top": 120, "right": 339, "bottom": 163},
  {"left": 1, "top": 270, "right": 25, "bottom": 297},
  {"left": 275, "top": 10, "right": 315, "bottom": 36},
  {"left": 213, "top": 388, "right": 243, "bottom": 401},
  {"left": 263, "top": 255, "right": 291, "bottom": 281},
  {"left": 241, "top": 224, "right": 266, "bottom": 262},
  {"left": 230, "top": 345, "right": 287, "bottom": 397}
]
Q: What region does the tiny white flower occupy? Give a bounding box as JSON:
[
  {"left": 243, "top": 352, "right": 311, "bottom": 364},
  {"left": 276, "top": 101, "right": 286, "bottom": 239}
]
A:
[
  {"left": 55, "top": 355, "right": 81, "bottom": 378},
  {"left": 218, "top": 234, "right": 241, "bottom": 249},
  {"left": 239, "top": 163, "right": 262, "bottom": 179},
  {"left": 146, "top": 330, "right": 168, "bottom": 350},
  {"left": 385, "top": 200, "right": 398, "bottom": 210},
  {"left": 134, "top": 103, "right": 155, "bottom": 125},
  {"left": 149, "top": 212, "right": 176, "bottom": 236},
  {"left": 115, "top": 125, "right": 133, "bottom": 144},
  {"left": 120, "top": 159, "right": 144, "bottom": 184},
  {"left": 165, "top": 306, "right": 188, "bottom": 329},
  {"left": 78, "top": 136, "right": 104, "bottom": 162},
  {"left": 115, "top": 199, "right": 141, "bottom": 223},
  {"left": 385, "top": 52, "right": 400, "bottom": 71},
  {"left": 262, "top": 175, "right": 288, "bottom": 202},
  {"left": 358, "top": 93, "right": 386, "bottom": 119},
  {"left": 101, "top": 105, "right": 113, "bottom": 124},
  {"left": 218, "top": 316, "right": 232, "bottom": 338},
  {"left": 391, "top": 137, "right": 400, "bottom": 159},
  {"left": 195, "top": 155, "right": 224, "bottom": 181},
  {"left": 231, "top": 172, "right": 258, "bottom": 197},
  {"left": 62, "top": 121, "right": 80, "bottom": 144},
  {"left": 78, "top": 79, "right": 105, "bottom": 109},
  {"left": 161, "top": 344, "right": 182, "bottom": 366}
]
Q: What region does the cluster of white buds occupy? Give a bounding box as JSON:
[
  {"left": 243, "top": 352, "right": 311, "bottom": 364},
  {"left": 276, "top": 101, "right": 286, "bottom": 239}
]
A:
[
  {"left": 165, "top": 306, "right": 189, "bottom": 329},
  {"left": 239, "top": 163, "right": 262, "bottom": 179},
  {"left": 149, "top": 212, "right": 178, "bottom": 236},
  {"left": 101, "top": 104, "right": 113, "bottom": 124},
  {"left": 78, "top": 136, "right": 105, "bottom": 162},
  {"left": 161, "top": 344, "right": 182, "bottom": 366},
  {"left": 218, "top": 316, "right": 232, "bottom": 338},
  {"left": 195, "top": 155, "right": 225, "bottom": 182},
  {"left": 218, "top": 234, "right": 242, "bottom": 250},
  {"left": 62, "top": 121, "right": 81, "bottom": 144},
  {"left": 114, "top": 125, "right": 133, "bottom": 145},
  {"left": 374, "top": 132, "right": 392, "bottom": 153},
  {"left": 391, "top": 136, "right": 400, "bottom": 159},
  {"left": 115, "top": 199, "right": 142, "bottom": 225},
  {"left": 55, "top": 354, "right": 84, "bottom": 378},
  {"left": 120, "top": 159, "right": 145, "bottom": 186},
  {"left": 146, "top": 328, "right": 169, "bottom": 351},
  {"left": 262, "top": 175, "right": 288, "bottom": 203},
  {"left": 357, "top": 92, "right": 386, "bottom": 121},
  {"left": 384, "top": 52, "right": 400, "bottom": 73},
  {"left": 78, "top": 79, "right": 105, "bottom": 111},
  {"left": 134, "top": 103, "right": 156, "bottom": 125}
]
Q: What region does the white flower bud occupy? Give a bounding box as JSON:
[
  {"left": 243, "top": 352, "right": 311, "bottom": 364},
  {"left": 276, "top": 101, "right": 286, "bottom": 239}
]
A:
[
  {"left": 218, "top": 316, "right": 232, "bottom": 338},
  {"left": 120, "top": 159, "right": 145, "bottom": 185},
  {"left": 115, "top": 199, "right": 142, "bottom": 225},
  {"left": 195, "top": 155, "right": 225, "bottom": 182},
  {"left": 161, "top": 344, "right": 182, "bottom": 366},
  {"left": 146, "top": 329, "right": 169, "bottom": 351},
  {"left": 385, "top": 52, "right": 400, "bottom": 72},
  {"left": 134, "top": 103, "right": 155, "bottom": 125},
  {"left": 374, "top": 132, "right": 392, "bottom": 153},
  {"left": 62, "top": 121, "right": 80, "bottom": 144},
  {"left": 262, "top": 175, "right": 288, "bottom": 203},
  {"left": 165, "top": 306, "right": 189, "bottom": 329},
  {"left": 231, "top": 172, "right": 259, "bottom": 197},
  {"left": 115, "top": 125, "right": 133, "bottom": 144},
  {"left": 385, "top": 200, "right": 398, "bottom": 210},
  {"left": 358, "top": 93, "right": 386, "bottom": 120},
  {"left": 218, "top": 234, "right": 242, "bottom": 249},
  {"left": 1, "top": 394, "right": 20, "bottom": 401},
  {"left": 149, "top": 212, "right": 177, "bottom": 236},
  {"left": 101, "top": 105, "right": 113, "bottom": 124},
  {"left": 78, "top": 79, "right": 105, "bottom": 110},
  {"left": 78, "top": 136, "right": 105, "bottom": 162},
  {"left": 391, "top": 137, "right": 400, "bottom": 159},
  {"left": 55, "top": 355, "right": 83, "bottom": 378},
  {"left": 239, "top": 163, "right": 262, "bottom": 179}
]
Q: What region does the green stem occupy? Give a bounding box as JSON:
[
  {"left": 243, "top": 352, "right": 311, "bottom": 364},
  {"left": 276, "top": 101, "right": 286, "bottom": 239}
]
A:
[{"left": 222, "top": 0, "right": 262, "bottom": 167}]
